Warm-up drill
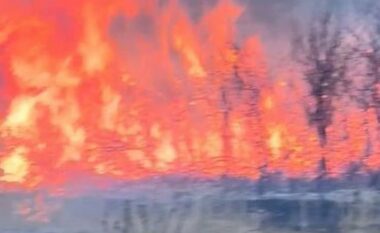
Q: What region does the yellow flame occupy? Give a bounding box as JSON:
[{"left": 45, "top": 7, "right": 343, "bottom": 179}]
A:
[
  {"left": 174, "top": 35, "right": 206, "bottom": 78},
  {"left": 2, "top": 96, "right": 37, "bottom": 137},
  {"left": 100, "top": 86, "right": 121, "bottom": 131},
  {"left": 1, "top": 147, "right": 30, "bottom": 183},
  {"left": 154, "top": 134, "right": 176, "bottom": 170},
  {"left": 268, "top": 127, "right": 282, "bottom": 157},
  {"left": 78, "top": 5, "right": 110, "bottom": 74},
  {"left": 203, "top": 132, "right": 222, "bottom": 158},
  {"left": 128, "top": 150, "right": 152, "bottom": 169},
  {"left": 184, "top": 47, "right": 206, "bottom": 78}
]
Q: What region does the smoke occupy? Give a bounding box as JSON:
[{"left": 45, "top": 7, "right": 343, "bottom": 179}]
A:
[{"left": 179, "top": 0, "right": 219, "bottom": 23}]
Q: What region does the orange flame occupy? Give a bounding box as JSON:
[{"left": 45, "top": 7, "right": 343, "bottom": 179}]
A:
[{"left": 0, "top": 0, "right": 378, "bottom": 191}]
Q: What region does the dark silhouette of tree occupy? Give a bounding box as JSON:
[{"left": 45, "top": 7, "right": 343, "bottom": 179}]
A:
[
  {"left": 292, "top": 10, "right": 354, "bottom": 192},
  {"left": 353, "top": 3, "right": 380, "bottom": 189},
  {"left": 356, "top": 7, "right": 380, "bottom": 127},
  {"left": 214, "top": 43, "right": 263, "bottom": 175},
  {"left": 293, "top": 11, "right": 351, "bottom": 147}
]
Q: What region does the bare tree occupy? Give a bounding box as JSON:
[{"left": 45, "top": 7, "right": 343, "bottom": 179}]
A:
[
  {"left": 215, "top": 43, "right": 263, "bottom": 174},
  {"left": 356, "top": 6, "right": 380, "bottom": 128},
  {"left": 352, "top": 3, "right": 380, "bottom": 188},
  {"left": 293, "top": 11, "right": 351, "bottom": 147}
]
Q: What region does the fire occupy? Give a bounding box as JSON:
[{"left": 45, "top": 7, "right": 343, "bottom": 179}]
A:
[
  {"left": 173, "top": 33, "right": 206, "bottom": 78},
  {"left": 0, "top": 0, "right": 378, "bottom": 191},
  {"left": 263, "top": 96, "right": 274, "bottom": 110},
  {"left": 2, "top": 96, "right": 37, "bottom": 137},
  {"left": 79, "top": 3, "right": 112, "bottom": 75},
  {"left": 268, "top": 127, "right": 282, "bottom": 158},
  {"left": 1, "top": 146, "right": 30, "bottom": 183}
]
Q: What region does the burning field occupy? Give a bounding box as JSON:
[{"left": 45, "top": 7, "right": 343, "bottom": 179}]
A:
[{"left": 1, "top": 0, "right": 380, "bottom": 232}]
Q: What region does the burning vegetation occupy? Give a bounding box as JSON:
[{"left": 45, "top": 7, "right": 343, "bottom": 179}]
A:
[{"left": 0, "top": 0, "right": 380, "bottom": 191}]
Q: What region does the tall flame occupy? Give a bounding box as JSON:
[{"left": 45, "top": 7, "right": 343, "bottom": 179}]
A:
[{"left": 0, "top": 0, "right": 379, "bottom": 191}]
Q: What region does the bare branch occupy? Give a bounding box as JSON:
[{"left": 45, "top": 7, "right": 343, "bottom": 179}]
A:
[{"left": 292, "top": 9, "right": 352, "bottom": 147}]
